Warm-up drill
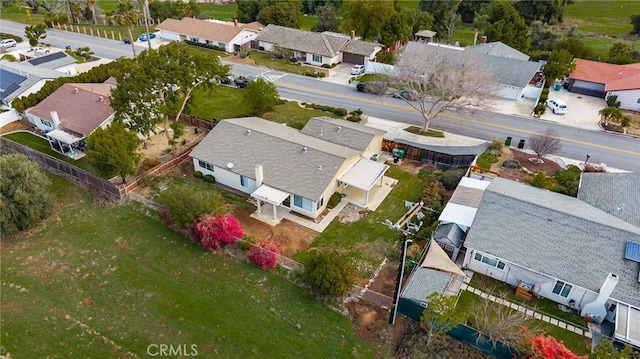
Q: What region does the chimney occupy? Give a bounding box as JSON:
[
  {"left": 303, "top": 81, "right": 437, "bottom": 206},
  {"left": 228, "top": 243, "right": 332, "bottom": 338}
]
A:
[
  {"left": 74, "top": 87, "right": 79, "bottom": 93},
  {"left": 481, "top": 35, "right": 487, "bottom": 44},
  {"left": 580, "top": 273, "right": 619, "bottom": 324},
  {"left": 350, "top": 30, "right": 355, "bottom": 40},
  {"left": 50, "top": 111, "right": 61, "bottom": 129},
  {"left": 234, "top": 19, "right": 238, "bottom": 27},
  {"left": 255, "top": 164, "right": 263, "bottom": 187}
]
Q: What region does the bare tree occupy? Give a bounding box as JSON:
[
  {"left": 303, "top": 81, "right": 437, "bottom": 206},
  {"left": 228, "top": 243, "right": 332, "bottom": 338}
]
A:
[
  {"left": 529, "top": 128, "right": 562, "bottom": 158},
  {"left": 445, "top": 12, "right": 462, "bottom": 40},
  {"left": 388, "top": 42, "right": 498, "bottom": 133},
  {"left": 469, "top": 289, "right": 541, "bottom": 349}
]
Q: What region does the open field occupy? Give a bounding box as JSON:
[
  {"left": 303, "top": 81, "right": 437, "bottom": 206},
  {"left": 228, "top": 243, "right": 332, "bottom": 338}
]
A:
[
  {"left": 563, "top": 0, "right": 639, "bottom": 35},
  {"left": 0, "top": 174, "right": 375, "bottom": 358}
]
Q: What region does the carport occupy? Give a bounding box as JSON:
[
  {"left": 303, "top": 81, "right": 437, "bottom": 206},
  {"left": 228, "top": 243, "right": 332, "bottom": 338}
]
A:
[{"left": 338, "top": 157, "right": 389, "bottom": 206}]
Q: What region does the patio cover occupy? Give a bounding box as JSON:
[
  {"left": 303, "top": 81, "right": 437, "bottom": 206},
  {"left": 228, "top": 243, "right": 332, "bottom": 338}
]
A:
[
  {"left": 46, "top": 129, "right": 82, "bottom": 145},
  {"left": 615, "top": 303, "right": 640, "bottom": 348},
  {"left": 438, "top": 203, "right": 478, "bottom": 228},
  {"left": 339, "top": 157, "right": 389, "bottom": 191},
  {"left": 421, "top": 241, "right": 466, "bottom": 277},
  {"left": 251, "top": 184, "right": 289, "bottom": 205}
]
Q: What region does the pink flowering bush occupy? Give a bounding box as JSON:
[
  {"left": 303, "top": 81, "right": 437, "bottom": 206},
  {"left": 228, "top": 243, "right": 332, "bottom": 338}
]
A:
[
  {"left": 189, "top": 214, "right": 243, "bottom": 251},
  {"left": 247, "top": 238, "right": 279, "bottom": 269}
]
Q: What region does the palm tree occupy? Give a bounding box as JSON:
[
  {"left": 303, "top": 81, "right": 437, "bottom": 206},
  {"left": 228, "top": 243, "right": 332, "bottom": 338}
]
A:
[
  {"left": 114, "top": 0, "right": 138, "bottom": 57},
  {"left": 524, "top": 171, "right": 555, "bottom": 189},
  {"left": 598, "top": 106, "right": 622, "bottom": 126},
  {"left": 86, "top": 0, "right": 97, "bottom": 24},
  {"left": 142, "top": 0, "right": 151, "bottom": 51}
]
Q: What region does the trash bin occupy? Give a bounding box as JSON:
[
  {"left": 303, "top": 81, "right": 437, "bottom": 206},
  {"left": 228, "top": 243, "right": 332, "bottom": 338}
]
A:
[
  {"left": 397, "top": 148, "right": 405, "bottom": 160},
  {"left": 554, "top": 83, "right": 562, "bottom": 91},
  {"left": 505, "top": 136, "right": 512, "bottom": 146},
  {"left": 518, "top": 139, "right": 525, "bottom": 149}
]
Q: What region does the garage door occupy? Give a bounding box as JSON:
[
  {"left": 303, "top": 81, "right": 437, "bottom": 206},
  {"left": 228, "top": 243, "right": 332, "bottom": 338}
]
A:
[{"left": 342, "top": 52, "right": 364, "bottom": 65}]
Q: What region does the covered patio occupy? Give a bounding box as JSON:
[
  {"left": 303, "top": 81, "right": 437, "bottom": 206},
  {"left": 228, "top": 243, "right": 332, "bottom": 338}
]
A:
[
  {"left": 46, "top": 129, "right": 85, "bottom": 158},
  {"left": 250, "top": 184, "right": 291, "bottom": 226},
  {"left": 339, "top": 157, "right": 389, "bottom": 208}
]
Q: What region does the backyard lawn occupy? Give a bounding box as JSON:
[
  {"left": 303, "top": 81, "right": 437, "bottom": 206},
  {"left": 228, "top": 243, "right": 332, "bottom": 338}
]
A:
[
  {"left": 0, "top": 174, "right": 375, "bottom": 358},
  {"left": 2, "top": 131, "right": 91, "bottom": 171}
]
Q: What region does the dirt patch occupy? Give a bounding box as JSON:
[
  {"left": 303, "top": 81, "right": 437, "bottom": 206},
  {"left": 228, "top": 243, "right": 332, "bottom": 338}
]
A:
[
  {"left": 396, "top": 159, "right": 437, "bottom": 175},
  {"left": 337, "top": 203, "right": 367, "bottom": 224},
  {"left": 139, "top": 125, "right": 205, "bottom": 161},
  {"left": 367, "top": 262, "right": 399, "bottom": 297},
  {"left": 345, "top": 301, "right": 390, "bottom": 342},
  {"left": 223, "top": 55, "right": 257, "bottom": 66},
  {"left": 491, "top": 148, "right": 563, "bottom": 182},
  {"left": 0, "top": 119, "right": 32, "bottom": 134}
]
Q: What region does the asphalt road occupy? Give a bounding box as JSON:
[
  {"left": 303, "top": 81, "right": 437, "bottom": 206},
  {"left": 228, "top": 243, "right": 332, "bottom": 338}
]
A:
[{"left": 2, "top": 19, "right": 639, "bottom": 171}]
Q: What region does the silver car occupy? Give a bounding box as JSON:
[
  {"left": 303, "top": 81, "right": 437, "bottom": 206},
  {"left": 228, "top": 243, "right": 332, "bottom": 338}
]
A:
[{"left": 0, "top": 39, "right": 17, "bottom": 48}]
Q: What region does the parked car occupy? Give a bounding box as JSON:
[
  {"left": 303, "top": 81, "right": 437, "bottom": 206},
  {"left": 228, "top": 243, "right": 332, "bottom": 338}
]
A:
[
  {"left": 29, "top": 47, "right": 50, "bottom": 54},
  {"left": 350, "top": 64, "right": 365, "bottom": 75},
  {"left": 234, "top": 75, "right": 255, "bottom": 88},
  {"left": 220, "top": 75, "right": 234, "bottom": 85},
  {"left": 138, "top": 33, "right": 156, "bottom": 42},
  {"left": 545, "top": 99, "right": 568, "bottom": 114},
  {"left": 0, "top": 39, "right": 17, "bottom": 48},
  {"left": 123, "top": 38, "right": 131, "bottom": 44},
  {"left": 356, "top": 82, "right": 366, "bottom": 92},
  {"left": 393, "top": 89, "right": 418, "bottom": 101}
]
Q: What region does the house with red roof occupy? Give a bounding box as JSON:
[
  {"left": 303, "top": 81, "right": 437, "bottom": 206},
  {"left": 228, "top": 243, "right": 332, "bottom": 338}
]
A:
[{"left": 568, "top": 59, "right": 640, "bottom": 111}]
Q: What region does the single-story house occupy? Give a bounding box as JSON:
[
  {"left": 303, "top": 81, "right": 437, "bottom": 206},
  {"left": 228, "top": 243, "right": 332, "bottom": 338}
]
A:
[
  {"left": 462, "top": 177, "right": 640, "bottom": 348},
  {"left": 465, "top": 41, "right": 530, "bottom": 61},
  {"left": 399, "top": 41, "right": 541, "bottom": 101},
  {"left": 189, "top": 116, "right": 388, "bottom": 220},
  {"left": 255, "top": 24, "right": 382, "bottom": 66},
  {"left": 156, "top": 17, "right": 264, "bottom": 53},
  {"left": 24, "top": 82, "right": 116, "bottom": 157},
  {"left": 21, "top": 51, "right": 78, "bottom": 75},
  {"left": 0, "top": 63, "right": 68, "bottom": 110},
  {"left": 568, "top": 59, "right": 640, "bottom": 111}
]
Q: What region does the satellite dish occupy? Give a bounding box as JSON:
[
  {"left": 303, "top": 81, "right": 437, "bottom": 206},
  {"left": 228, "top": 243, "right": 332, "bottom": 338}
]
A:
[{"left": 226, "top": 162, "right": 234, "bottom": 169}]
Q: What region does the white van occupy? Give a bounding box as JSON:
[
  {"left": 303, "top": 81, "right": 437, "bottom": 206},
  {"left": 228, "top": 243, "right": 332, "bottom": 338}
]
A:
[{"left": 545, "top": 99, "right": 568, "bottom": 114}]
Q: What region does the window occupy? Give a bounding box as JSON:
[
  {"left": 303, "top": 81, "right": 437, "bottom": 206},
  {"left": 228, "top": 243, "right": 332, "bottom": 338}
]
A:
[
  {"left": 198, "top": 160, "right": 214, "bottom": 171},
  {"left": 474, "top": 253, "right": 505, "bottom": 270},
  {"left": 190, "top": 37, "right": 199, "bottom": 42},
  {"left": 293, "top": 195, "right": 313, "bottom": 212},
  {"left": 637, "top": 98, "right": 640, "bottom": 104},
  {"left": 317, "top": 196, "right": 324, "bottom": 210},
  {"left": 312, "top": 54, "right": 322, "bottom": 63},
  {"left": 41, "top": 119, "right": 52, "bottom": 128},
  {"left": 218, "top": 42, "right": 226, "bottom": 48},
  {"left": 205, "top": 40, "right": 213, "bottom": 46},
  {"left": 240, "top": 176, "right": 249, "bottom": 188},
  {"left": 552, "top": 281, "right": 572, "bottom": 298}
]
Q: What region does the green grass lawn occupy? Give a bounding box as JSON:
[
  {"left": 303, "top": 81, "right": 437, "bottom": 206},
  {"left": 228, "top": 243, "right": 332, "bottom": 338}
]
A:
[
  {"left": 563, "top": 0, "right": 640, "bottom": 35},
  {"left": 2, "top": 131, "right": 91, "bottom": 171},
  {"left": 198, "top": 3, "right": 239, "bottom": 21},
  {"left": 302, "top": 166, "right": 425, "bottom": 276},
  {"left": 0, "top": 174, "right": 375, "bottom": 358},
  {"left": 299, "top": 14, "right": 318, "bottom": 31},
  {"left": 249, "top": 51, "right": 320, "bottom": 76},
  {"left": 262, "top": 100, "right": 341, "bottom": 129},
  {"left": 583, "top": 36, "right": 639, "bottom": 60},
  {"left": 476, "top": 152, "right": 499, "bottom": 170},
  {"left": 456, "top": 291, "right": 591, "bottom": 356}
]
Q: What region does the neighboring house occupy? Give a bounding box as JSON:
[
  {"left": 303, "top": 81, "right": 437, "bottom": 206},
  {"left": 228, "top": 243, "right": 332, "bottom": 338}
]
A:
[
  {"left": 0, "top": 62, "right": 67, "bottom": 110},
  {"left": 465, "top": 41, "right": 530, "bottom": 61},
  {"left": 462, "top": 177, "right": 640, "bottom": 348},
  {"left": 398, "top": 42, "right": 541, "bottom": 101},
  {"left": 414, "top": 30, "right": 436, "bottom": 43},
  {"left": 578, "top": 173, "right": 640, "bottom": 228},
  {"left": 255, "top": 24, "right": 382, "bottom": 66},
  {"left": 156, "top": 17, "right": 264, "bottom": 53},
  {"left": 189, "top": 117, "right": 388, "bottom": 220},
  {"left": 568, "top": 58, "right": 640, "bottom": 111},
  {"left": 24, "top": 82, "right": 116, "bottom": 156},
  {"left": 20, "top": 51, "right": 78, "bottom": 75}
]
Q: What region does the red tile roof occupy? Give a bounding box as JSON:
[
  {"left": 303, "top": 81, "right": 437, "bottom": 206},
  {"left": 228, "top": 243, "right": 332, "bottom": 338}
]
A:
[{"left": 570, "top": 58, "right": 640, "bottom": 91}]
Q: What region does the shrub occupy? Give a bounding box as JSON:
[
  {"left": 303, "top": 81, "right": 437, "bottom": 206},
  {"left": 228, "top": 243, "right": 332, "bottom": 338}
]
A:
[
  {"left": 438, "top": 169, "right": 465, "bottom": 190},
  {"left": 304, "top": 71, "right": 319, "bottom": 78},
  {"left": 318, "top": 72, "right": 326, "bottom": 77},
  {"left": 346, "top": 108, "right": 363, "bottom": 122},
  {"left": 488, "top": 139, "right": 503, "bottom": 152},
  {"left": 363, "top": 81, "right": 387, "bottom": 95},
  {"left": 193, "top": 171, "right": 203, "bottom": 179},
  {"left": 238, "top": 49, "right": 250, "bottom": 58},
  {"left": 140, "top": 157, "right": 161, "bottom": 171},
  {"left": 502, "top": 158, "right": 521, "bottom": 169},
  {"left": 237, "top": 235, "right": 256, "bottom": 251},
  {"left": 203, "top": 174, "right": 216, "bottom": 183},
  {"left": 534, "top": 103, "right": 547, "bottom": 116},
  {"left": 289, "top": 57, "right": 297, "bottom": 62},
  {"left": 321, "top": 64, "right": 332, "bottom": 68},
  {"left": 303, "top": 103, "right": 348, "bottom": 117},
  {"left": 327, "top": 192, "right": 342, "bottom": 209},
  {"left": 184, "top": 40, "right": 225, "bottom": 52},
  {"left": 248, "top": 238, "right": 280, "bottom": 269},
  {"left": 301, "top": 251, "right": 356, "bottom": 297},
  {"left": 155, "top": 183, "right": 225, "bottom": 228},
  {"left": 189, "top": 214, "right": 243, "bottom": 251},
  {"left": 0, "top": 54, "right": 17, "bottom": 62}
]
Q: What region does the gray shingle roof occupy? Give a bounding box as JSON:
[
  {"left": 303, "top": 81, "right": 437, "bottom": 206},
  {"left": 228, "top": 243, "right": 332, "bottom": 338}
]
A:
[
  {"left": 464, "top": 178, "right": 640, "bottom": 307},
  {"left": 465, "top": 41, "right": 530, "bottom": 61},
  {"left": 189, "top": 118, "right": 361, "bottom": 200},
  {"left": 394, "top": 138, "right": 488, "bottom": 156},
  {"left": 256, "top": 24, "right": 347, "bottom": 57},
  {"left": 0, "top": 63, "right": 65, "bottom": 102},
  {"left": 300, "top": 117, "right": 384, "bottom": 152},
  {"left": 26, "top": 51, "right": 76, "bottom": 69},
  {"left": 401, "top": 267, "right": 452, "bottom": 302},
  {"left": 341, "top": 39, "right": 381, "bottom": 56},
  {"left": 578, "top": 173, "right": 640, "bottom": 227}
]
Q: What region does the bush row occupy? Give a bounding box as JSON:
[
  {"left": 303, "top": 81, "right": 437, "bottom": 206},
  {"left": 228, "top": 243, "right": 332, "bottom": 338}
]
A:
[
  {"left": 301, "top": 102, "right": 348, "bottom": 117},
  {"left": 184, "top": 40, "right": 225, "bottom": 53}
]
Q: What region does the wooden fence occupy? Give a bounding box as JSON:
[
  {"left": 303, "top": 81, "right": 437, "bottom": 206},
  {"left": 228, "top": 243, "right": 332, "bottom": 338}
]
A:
[
  {"left": 382, "top": 138, "right": 483, "bottom": 169},
  {"left": 0, "top": 137, "right": 127, "bottom": 200}
]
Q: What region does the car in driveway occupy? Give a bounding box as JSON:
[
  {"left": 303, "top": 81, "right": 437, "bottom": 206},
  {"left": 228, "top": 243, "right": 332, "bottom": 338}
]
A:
[
  {"left": 0, "top": 39, "right": 17, "bottom": 48},
  {"left": 545, "top": 99, "right": 568, "bottom": 114},
  {"left": 350, "top": 64, "right": 365, "bottom": 75},
  {"left": 29, "top": 47, "right": 50, "bottom": 54},
  {"left": 138, "top": 32, "right": 156, "bottom": 42}
]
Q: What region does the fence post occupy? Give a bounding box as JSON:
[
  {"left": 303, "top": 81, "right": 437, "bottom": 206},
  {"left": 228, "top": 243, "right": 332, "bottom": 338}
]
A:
[
  {"left": 83, "top": 27, "right": 86, "bottom": 34},
  {"left": 90, "top": 28, "right": 93, "bottom": 36},
  {"left": 103, "top": 30, "right": 107, "bottom": 38},
  {"left": 111, "top": 31, "right": 115, "bottom": 39},
  {"left": 118, "top": 33, "right": 122, "bottom": 41},
  {"left": 63, "top": 23, "right": 68, "bottom": 31},
  {"left": 76, "top": 25, "right": 80, "bottom": 32}
]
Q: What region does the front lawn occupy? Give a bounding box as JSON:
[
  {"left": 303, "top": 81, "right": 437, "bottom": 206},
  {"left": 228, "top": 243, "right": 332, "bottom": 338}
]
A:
[
  {"left": 0, "top": 174, "right": 375, "bottom": 358},
  {"left": 249, "top": 51, "right": 320, "bottom": 76},
  {"left": 262, "top": 100, "right": 342, "bottom": 129}
]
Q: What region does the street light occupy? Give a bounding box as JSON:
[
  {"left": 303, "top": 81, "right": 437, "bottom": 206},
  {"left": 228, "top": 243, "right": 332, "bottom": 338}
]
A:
[
  {"left": 390, "top": 237, "right": 413, "bottom": 325},
  {"left": 585, "top": 154, "right": 591, "bottom": 166}
]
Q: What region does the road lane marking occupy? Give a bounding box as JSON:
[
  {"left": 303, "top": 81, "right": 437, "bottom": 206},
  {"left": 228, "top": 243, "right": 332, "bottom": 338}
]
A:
[{"left": 278, "top": 81, "right": 640, "bottom": 157}]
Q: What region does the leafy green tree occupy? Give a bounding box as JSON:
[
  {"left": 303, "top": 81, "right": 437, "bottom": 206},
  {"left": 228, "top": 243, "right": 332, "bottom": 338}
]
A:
[
  {"left": 376, "top": 50, "right": 395, "bottom": 64},
  {"left": 457, "top": 0, "right": 489, "bottom": 23},
  {"left": 301, "top": 251, "right": 356, "bottom": 297},
  {"left": 420, "top": 292, "right": 464, "bottom": 348},
  {"left": 156, "top": 183, "right": 225, "bottom": 228},
  {"left": 552, "top": 164, "right": 581, "bottom": 197},
  {"left": 113, "top": 0, "right": 139, "bottom": 57},
  {"left": 631, "top": 14, "right": 640, "bottom": 35},
  {"left": 236, "top": 0, "right": 262, "bottom": 23},
  {"left": 380, "top": 10, "right": 412, "bottom": 47},
  {"left": 24, "top": 23, "right": 47, "bottom": 47},
  {"left": 245, "top": 78, "right": 280, "bottom": 116},
  {"left": 554, "top": 37, "right": 595, "bottom": 60},
  {"left": 478, "top": 0, "right": 530, "bottom": 52},
  {"left": 406, "top": 9, "right": 434, "bottom": 40},
  {"left": 257, "top": 1, "right": 301, "bottom": 28},
  {"left": 111, "top": 42, "right": 231, "bottom": 145},
  {"left": 514, "top": 0, "right": 572, "bottom": 25},
  {"left": 0, "top": 154, "right": 53, "bottom": 235},
  {"left": 608, "top": 41, "right": 633, "bottom": 64},
  {"left": 342, "top": 0, "right": 395, "bottom": 40},
  {"left": 86, "top": 122, "right": 142, "bottom": 184},
  {"left": 529, "top": 20, "right": 562, "bottom": 51},
  {"left": 312, "top": 5, "right": 339, "bottom": 32},
  {"left": 419, "top": 0, "right": 461, "bottom": 39},
  {"left": 301, "top": 0, "right": 341, "bottom": 15},
  {"left": 599, "top": 106, "right": 623, "bottom": 125},
  {"left": 590, "top": 339, "right": 639, "bottom": 359},
  {"left": 524, "top": 171, "right": 556, "bottom": 189},
  {"left": 543, "top": 48, "right": 576, "bottom": 83}
]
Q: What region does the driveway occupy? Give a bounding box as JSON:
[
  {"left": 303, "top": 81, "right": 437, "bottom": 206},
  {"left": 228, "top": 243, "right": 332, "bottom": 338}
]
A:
[
  {"left": 538, "top": 86, "right": 605, "bottom": 131},
  {"left": 320, "top": 63, "right": 358, "bottom": 85}
]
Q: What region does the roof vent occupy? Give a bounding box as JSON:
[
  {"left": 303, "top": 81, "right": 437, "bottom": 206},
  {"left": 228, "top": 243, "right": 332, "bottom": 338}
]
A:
[
  {"left": 336, "top": 126, "right": 341, "bottom": 133},
  {"left": 246, "top": 129, "right": 251, "bottom": 135},
  {"left": 227, "top": 162, "right": 234, "bottom": 169},
  {"left": 74, "top": 87, "right": 79, "bottom": 93},
  {"left": 319, "top": 128, "right": 323, "bottom": 136},
  {"left": 317, "top": 165, "right": 322, "bottom": 170},
  {"left": 99, "top": 96, "right": 104, "bottom": 103},
  {"left": 302, "top": 147, "right": 308, "bottom": 154}
]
